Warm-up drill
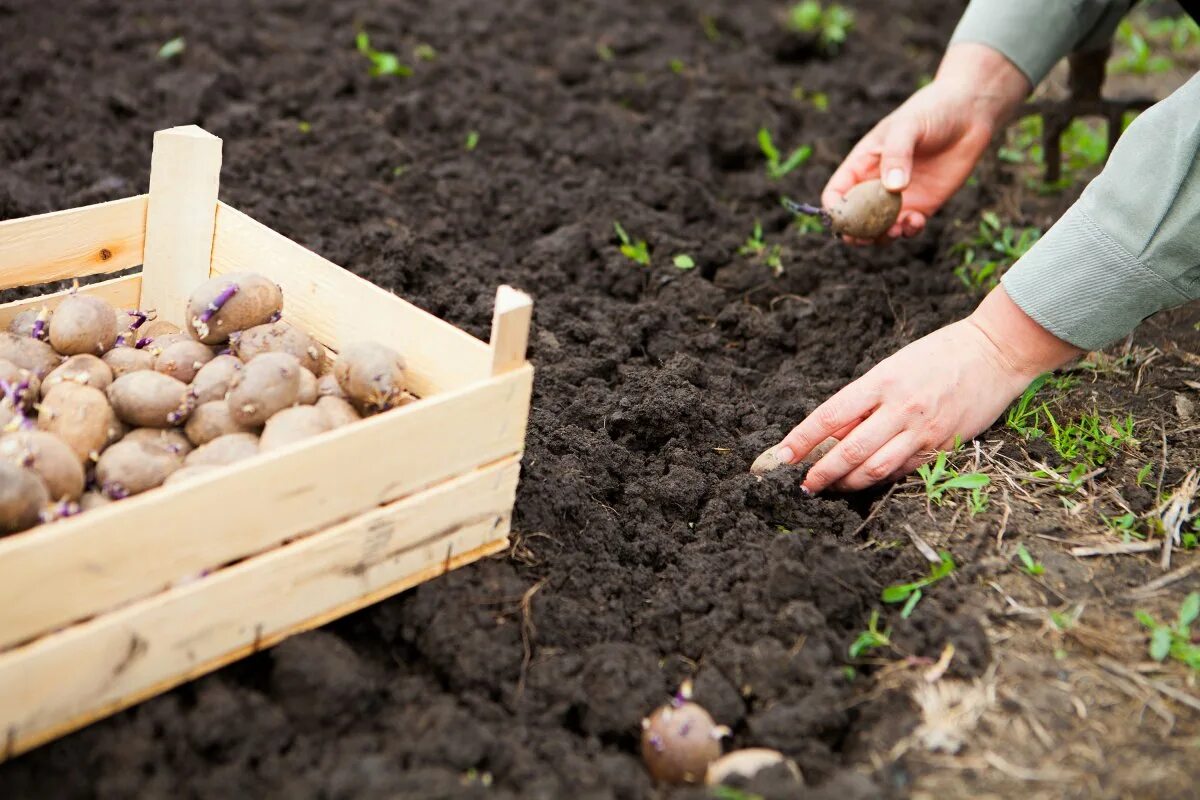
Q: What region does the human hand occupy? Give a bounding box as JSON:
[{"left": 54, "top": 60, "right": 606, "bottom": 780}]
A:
[
  {"left": 823, "top": 43, "right": 1030, "bottom": 242},
  {"left": 771, "top": 286, "right": 1083, "bottom": 493}
]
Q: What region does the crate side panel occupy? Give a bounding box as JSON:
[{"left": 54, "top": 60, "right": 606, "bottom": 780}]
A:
[
  {"left": 0, "top": 456, "right": 519, "bottom": 760},
  {"left": 210, "top": 203, "right": 491, "bottom": 397},
  {"left": 0, "top": 275, "right": 143, "bottom": 330},
  {"left": 0, "top": 196, "right": 148, "bottom": 290},
  {"left": 0, "top": 365, "right": 532, "bottom": 650}
]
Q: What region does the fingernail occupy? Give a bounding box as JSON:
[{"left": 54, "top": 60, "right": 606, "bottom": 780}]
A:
[
  {"left": 776, "top": 445, "right": 796, "bottom": 465},
  {"left": 800, "top": 485, "right": 812, "bottom": 496},
  {"left": 884, "top": 168, "right": 906, "bottom": 191}
]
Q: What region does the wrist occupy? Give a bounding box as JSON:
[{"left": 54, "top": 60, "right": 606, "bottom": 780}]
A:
[
  {"left": 934, "top": 43, "right": 1032, "bottom": 130},
  {"left": 967, "top": 285, "right": 1083, "bottom": 383}
]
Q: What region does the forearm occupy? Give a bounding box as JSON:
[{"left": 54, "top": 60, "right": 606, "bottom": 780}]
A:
[
  {"left": 1002, "top": 72, "right": 1200, "bottom": 350},
  {"left": 950, "top": 0, "right": 1136, "bottom": 86},
  {"left": 933, "top": 43, "right": 1032, "bottom": 130},
  {"left": 969, "top": 286, "right": 1083, "bottom": 381}
]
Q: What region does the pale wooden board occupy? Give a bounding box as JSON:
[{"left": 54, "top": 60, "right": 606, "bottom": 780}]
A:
[
  {"left": 0, "top": 274, "right": 143, "bottom": 330},
  {"left": 139, "top": 126, "right": 222, "bottom": 326},
  {"left": 210, "top": 202, "right": 492, "bottom": 397},
  {"left": 0, "top": 196, "right": 147, "bottom": 291},
  {"left": 0, "top": 365, "right": 532, "bottom": 650},
  {"left": 490, "top": 285, "right": 533, "bottom": 376},
  {"left": 0, "top": 456, "right": 520, "bottom": 760}
]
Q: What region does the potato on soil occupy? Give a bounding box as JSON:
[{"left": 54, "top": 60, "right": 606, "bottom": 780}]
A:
[
  {"left": 705, "top": 749, "right": 802, "bottom": 787},
  {"left": 260, "top": 405, "right": 331, "bottom": 452},
  {"left": 123, "top": 427, "right": 194, "bottom": 457},
  {"left": 0, "top": 461, "right": 49, "bottom": 534},
  {"left": 231, "top": 321, "right": 324, "bottom": 374},
  {"left": 749, "top": 437, "right": 838, "bottom": 476},
  {"left": 186, "top": 272, "right": 283, "bottom": 344},
  {"left": 316, "top": 372, "right": 346, "bottom": 399},
  {"left": 316, "top": 395, "right": 360, "bottom": 428},
  {"left": 827, "top": 179, "right": 902, "bottom": 240},
  {"left": 164, "top": 464, "right": 221, "bottom": 486},
  {"left": 0, "top": 431, "right": 85, "bottom": 501},
  {"left": 190, "top": 355, "right": 242, "bottom": 405},
  {"left": 38, "top": 383, "right": 121, "bottom": 463},
  {"left": 96, "top": 438, "right": 183, "bottom": 498},
  {"left": 0, "top": 358, "right": 41, "bottom": 409},
  {"left": 107, "top": 371, "right": 191, "bottom": 428},
  {"left": 154, "top": 339, "right": 215, "bottom": 383},
  {"left": 334, "top": 342, "right": 406, "bottom": 412},
  {"left": 49, "top": 294, "right": 119, "bottom": 355},
  {"left": 9, "top": 307, "right": 50, "bottom": 340},
  {"left": 103, "top": 346, "right": 156, "bottom": 377},
  {"left": 0, "top": 332, "right": 61, "bottom": 378},
  {"left": 185, "top": 432, "right": 259, "bottom": 467},
  {"left": 42, "top": 354, "right": 114, "bottom": 396},
  {"left": 185, "top": 401, "right": 256, "bottom": 446},
  {"left": 641, "top": 690, "right": 729, "bottom": 785},
  {"left": 227, "top": 352, "right": 301, "bottom": 426}
]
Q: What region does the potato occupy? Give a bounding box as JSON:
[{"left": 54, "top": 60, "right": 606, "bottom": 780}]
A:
[
  {"left": 334, "top": 342, "right": 406, "bottom": 412},
  {"left": 42, "top": 354, "right": 114, "bottom": 396},
  {"left": 705, "top": 749, "right": 801, "bottom": 787},
  {"left": 316, "top": 372, "right": 346, "bottom": 399},
  {"left": 102, "top": 346, "right": 156, "bottom": 377},
  {"left": 96, "top": 439, "right": 183, "bottom": 498},
  {"left": 163, "top": 464, "right": 221, "bottom": 486},
  {"left": 641, "top": 688, "right": 729, "bottom": 785},
  {"left": 0, "top": 332, "right": 61, "bottom": 378},
  {"left": 9, "top": 307, "right": 51, "bottom": 340},
  {"left": 155, "top": 339, "right": 215, "bottom": 383},
  {"left": 107, "top": 371, "right": 191, "bottom": 428},
  {"left": 0, "top": 431, "right": 86, "bottom": 501},
  {"left": 227, "top": 352, "right": 301, "bottom": 426},
  {"left": 49, "top": 294, "right": 119, "bottom": 355},
  {"left": 316, "top": 395, "right": 361, "bottom": 428},
  {"left": 185, "top": 401, "right": 256, "bottom": 446},
  {"left": 38, "top": 383, "right": 122, "bottom": 462},
  {"left": 749, "top": 437, "right": 837, "bottom": 476},
  {"left": 297, "top": 368, "right": 318, "bottom": 405},
  {"left": 112, "top": 309, "right": 151, "bottom": 347},
  {"left": 260, "top": 406, "right": 330, "bottom": 452},
  {"left": 185, "top": 432, "right": 259, "bottom": 467},
  {"left": 186, "top": 272, "right": 283, "bottom": 344},
  {"left": 79, "top": 491, "right": 113, "bottom": 512},
  {"left": 827, "top": 179, "right": 902, "bottom": 240},
  {"left": 124, "top": 427, "right": 194, "bottom": 458},
  {"left": 231, "top": 321, "right": 324, "bottom": 374},
  {"left": 141, "top": 319, "right": 180, "bottom": 338},
  {"left": 0, "top": 461, "right": 49, "bottom": 534},
  {"left": 0, "top": 358, "right": 40, "bottom": 410},
  {"left": 190, "top": 355, "right": 243, "bottom": 405}
]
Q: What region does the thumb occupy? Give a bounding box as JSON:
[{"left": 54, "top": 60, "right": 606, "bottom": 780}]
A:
[{"left": 879, "top": 117, "right": 920, "bottom": 192}]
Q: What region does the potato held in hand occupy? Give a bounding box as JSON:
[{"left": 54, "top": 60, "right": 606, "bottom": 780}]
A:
[
  {"left": 786, "top": 178, "right": 902, "bottom": 240},
  {"left": 186, "top": 272, "right": 283, "bottom": 344},
  {"left": 334, "top": 342, "right": 406, "bottom": 413}
]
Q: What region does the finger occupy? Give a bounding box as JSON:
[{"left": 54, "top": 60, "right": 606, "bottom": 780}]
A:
[
  {"left": 879, "top": 116, "right": 921, "bottom": 192},
  {"left": 899, "top": 211, "right": 926, "bottom": 238},
  {"left": 802, "top": 409, "right": 906, "bottom": 494},
  {"left": 890, "top": 449, "right": 938, "bottom": 482},
  {"left": 832, "top": 431, "right": 921, "bottom": 492},
  {"left": 778, "top": 383, "right": 879, "bottom": 465},
  {"left": 830, "top": 418, "right": 863, "bottom": 440},
  {"left": 822, "top": 139, "right": 882, "bottom": 209}
]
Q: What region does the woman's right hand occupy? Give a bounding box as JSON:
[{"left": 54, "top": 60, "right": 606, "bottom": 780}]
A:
[{"left": 824, "top": 42, "right": 1031, "bottom": 242}]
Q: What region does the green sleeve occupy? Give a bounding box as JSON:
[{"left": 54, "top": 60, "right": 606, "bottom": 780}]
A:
[
  {"left": 950, "top": 0, "right": 1135, "bottom": 85},
  {"left": 1001, "top": 73, "right": 1200, "bottom": 351}
]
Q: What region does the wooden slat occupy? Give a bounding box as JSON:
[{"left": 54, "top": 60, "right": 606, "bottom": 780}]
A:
[
  {"left": 139, "top": 126, "right": 222, "bottom": 325},
  {"left": 490, "top": 285, "right": 533, "bottom": 376},
  {"left": 0, "top": 274, "right": 143, "bottom": 330},
  {"left": 0, "top": 456, "right": 520, "bottom": 760},
  {"left": 210, "top": 202, "right": 492, "bottom": 397},
  {"left": 0, "top": 196, "right": 148, "bottom": 290},
  {"left": 0, "top": 364, "right": 532, "bottom": 650}
]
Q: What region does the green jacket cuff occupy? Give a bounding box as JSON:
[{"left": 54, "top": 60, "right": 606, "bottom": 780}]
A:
[{"left": 1001, "top": 205, "right": 1191, "bottom": 351}]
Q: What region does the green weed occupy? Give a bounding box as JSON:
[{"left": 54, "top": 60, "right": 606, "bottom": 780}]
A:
[
  {"left": 1111, "top": 17, "right": 1175, "bottom": 74},
  {"left": 1015, "top": 544, "right": 1045, "bottom": 576},
  {"left": 791, "top": 85, "right": 830, "bottom": 111},
  {"left": 356, "top": 31, "right": 413, "bottom": 77},
  {"left": 672, "top": 254, "right": 695, "bottom": 270},
  {"left": 1136, "top": 593, "right": 1200, "bottom": 671},
  {"left": 848, "top": 609, "right": 892, "bottom": 659},
  {"left": 916, "top": 451, "right": 990, "bottom": 505},
  {"left": 1136, "top": 462, "right": 1155, "bottom": 487},
  {"left": 613, "top": 222, "right": 650, "bottom": 266},
  {"left": 787, "top": 1, "right": 854, "bottom": 52},
  {"left": 668, "top": 58, "right": 685, "bottom": 74},
  {"left": 757, "top": 128, "right": 812, "bottom": 180},
  {"left": 413, "top": 43, "right": 437, "bottom": 61},
  {"left": 157, "top": 37, "right": 185, "bottom": 60},
  {"left": 465, "top": 130, "right": 480, "bottom": 151},
  {"left": 882, "top": 552, "right": 956, "bottom": 619},
  {"left": 951, "top": 211, "right": 1040, "bottom": 291},
  {"left": 738, "top": 221, "right": 784, "bottom": 276}
]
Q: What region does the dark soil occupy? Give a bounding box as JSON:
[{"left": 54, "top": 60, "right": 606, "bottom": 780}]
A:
[{"left": 0, "top": 0, "right": 1133, "bottom": 797}]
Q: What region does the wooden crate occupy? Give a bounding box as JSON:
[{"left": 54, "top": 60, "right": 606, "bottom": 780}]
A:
[{"left": 0, "top": 125, "right": 533, "bottom": 760}]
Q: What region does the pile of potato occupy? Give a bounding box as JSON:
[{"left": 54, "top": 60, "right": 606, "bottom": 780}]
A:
[{"left": 0, "top": 272, "right": 410, "bottom": 535}]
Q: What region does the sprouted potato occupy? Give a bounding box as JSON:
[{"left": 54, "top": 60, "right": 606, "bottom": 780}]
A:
[
  {"left": 334, "top": 342, "right": 406, "bottom": 412},
  {"left": 0, "top": 431, "right": 86, "bottom": 501},
  {"left": 186, "top": 272, "right": 283, "bottom": 344},
  {"left": 37, "top": 383, "right": 121, "bottom": 463},
  {"left": 49, "top": 294, "right": 119, "bottom": 355},
  {"left": 155, "top": 339, "right": 215, "bottom": 383},
  {"left": 42, "top": 354, "right": 113, "bottom": 395},
  {"left": 190, "top": 355, "right": 243, "bottom": 404},
  {"left": 185, "top": 432, "right": 260, "bottom": 467},
  {"left": 705, "top": 749, "right": 801, "bottom": 787},
  {"left": 107, "top": 371, "right": 192, "bottom": 428},
  {"left": 640, "top": 681, "right": 729, "bottom": 784},
  {"left": 185, "top": 401, "right": 256, "bottom": 446},
  {"left": 0, "top": 461, "right": 49, "bottom": 533},
  {"left": 232, "top": 320, "right": 324, "bottom": 374},
  {"left": 96, "top": 438, "right": 184, "bottom": 498},
  {"left": 786, "top": 178, "right": 902, "bottom": 240},
  {"left": 260, "top": 405, "right": 330, "bottom": 451},
  {"left": 0, "top": 331, "right": 61, "bottom": 378},
  {"left": 227, "top": 352, "right": 301, "bottom": 426}
]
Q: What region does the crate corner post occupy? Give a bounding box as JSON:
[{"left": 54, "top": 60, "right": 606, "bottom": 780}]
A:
[
  {"left": 140, "top": 125, "right": 223, "bottom": 326},
  {"left": 489, "top": 285, "right": 532, "bottom": 376}
]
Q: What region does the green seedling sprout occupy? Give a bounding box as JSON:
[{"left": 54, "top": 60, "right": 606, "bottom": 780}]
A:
[
  {"left": 465, "top": 130, "right": 480, "bottom": 151},
  {"left": 951, "top": 211, "right": 1041, "bottom": 291},
  {"left": 668, "top": 58, "right": 685, "bottom": 74},
  {"left": 157, "top": 37, "right": 185, "bottom": 60},
  {"left": 297, "top": 121, "right": 312, "bottom": 134},
  {"left": 915, "top": 451, "right": 990, "bottom": 504},
  {"left": 1111, "top": 17, "right": 1174, "bottom": 74},
  {"left": 413, "top": 43, "right": 437, "bottom": 61},
  {"left": 672, "top": 254, "right": 695, "bottom": 270},
  {"left": 738, "top": 221, "right": 784, "bottom": 276},
  {"left": 613, "top": 222, "right": 650, "bottom": 266},
  {"left": 882, "top": 551, "right": 956, "bottom": 619},
  {"left": 1015, "top": 544, "right": 1045, "bottom": 576},
  {"left": 1136, "top": 593, "right": 1200, "bottom": 671},
  {"left": 711, "top": 787, "right": 764, "bottom": 800},
  {"left": 757, "top": 128, "right": 812, "bottom": 180},
  {"left": 787, "top": 1, "right": 854, "bottom": 52},
  {"left": 848, "top": 610, "right": 892, "bottom": 658},
  {"left": 356, "top": 31, "right": 413, "bottom": 77}
]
